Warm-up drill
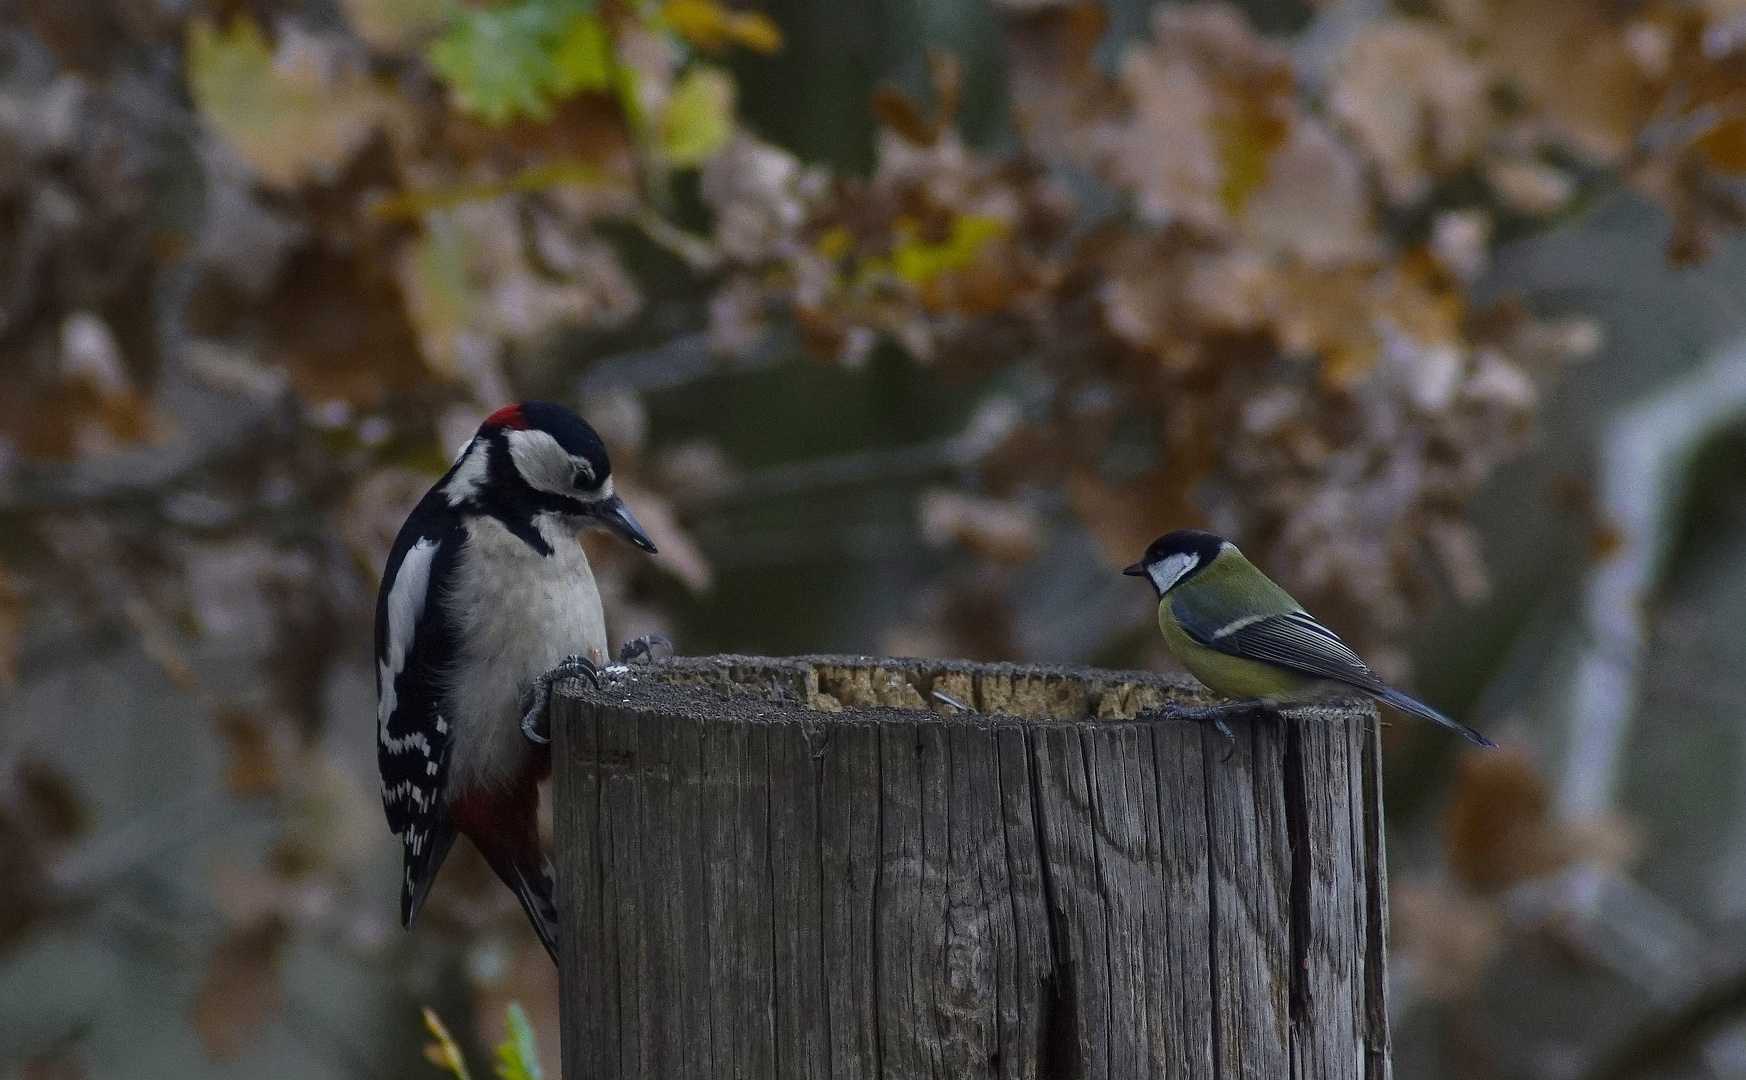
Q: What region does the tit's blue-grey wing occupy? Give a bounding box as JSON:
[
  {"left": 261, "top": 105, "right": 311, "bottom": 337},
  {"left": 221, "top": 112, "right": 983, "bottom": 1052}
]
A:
[
  {"left": 374, "top": 510, "right": 465, "bottom": 925},
  {"left": 1170, "top": 600, "right": 1494, "bottom": 746},
  {"left": 1172, "top": 601, "right": 1379, "bottom": 687}
]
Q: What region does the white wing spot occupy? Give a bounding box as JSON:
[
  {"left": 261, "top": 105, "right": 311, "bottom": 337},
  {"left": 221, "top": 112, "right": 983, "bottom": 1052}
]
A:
[
  {"left": 379, "top": 535, "right": 440, "bottom": 754},
  {"left": 385, "top": 778, "right": 436, "bottom": 813},
  {"left": 1211, "top": 612, "right": 1272, "bottom": 639}
]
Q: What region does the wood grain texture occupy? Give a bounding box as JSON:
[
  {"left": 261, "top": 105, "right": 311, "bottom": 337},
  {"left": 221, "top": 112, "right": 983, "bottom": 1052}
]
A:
[{"left": 552, "top": 655, "right": 1390, "bottom": 1080}]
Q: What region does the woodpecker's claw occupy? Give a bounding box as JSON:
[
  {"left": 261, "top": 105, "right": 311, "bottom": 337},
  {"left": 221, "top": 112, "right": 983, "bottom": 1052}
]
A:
[
  {"left": 617, "top": 634, "right": 674, "bottom": 664},
  {"left": 521, "top": 655, "right": 600, "bottom": 745}
]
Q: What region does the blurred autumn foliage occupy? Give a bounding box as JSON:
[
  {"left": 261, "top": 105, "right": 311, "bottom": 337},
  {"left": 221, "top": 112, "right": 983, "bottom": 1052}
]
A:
[{"left": 5, "top": 0, "right": 1746, "bottom": 1074}]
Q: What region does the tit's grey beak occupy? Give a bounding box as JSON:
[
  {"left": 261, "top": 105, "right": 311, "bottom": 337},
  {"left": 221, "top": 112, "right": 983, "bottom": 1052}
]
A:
[
  {"left": 591, "top": 494, "right": 657, "bottom": 553},
  {"left": 1122, "top": 562, "right": 1147, "bottom": 577}
]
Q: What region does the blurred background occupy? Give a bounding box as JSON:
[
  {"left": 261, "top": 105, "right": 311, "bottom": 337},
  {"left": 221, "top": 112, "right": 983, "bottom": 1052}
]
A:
[{"left": 2, "top": 0, "right": 1745, "bottom": 1076}]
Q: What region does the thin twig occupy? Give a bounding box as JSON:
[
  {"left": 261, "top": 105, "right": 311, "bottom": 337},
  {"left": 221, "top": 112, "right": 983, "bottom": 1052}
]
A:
[
  {"left": 631, "top": 208, "right": 722, "bottom": 272},
  {"left": 0, "top": 383, "right": 283, "bottom": 512},
  {"left": 575, "top": 326, "right": 793, "bottom": 400},
  {"left": 679, "top": 396, "right": 1021, "bottom": 510},
  {"left": 687, "top": 436, "right": 964, "bottom": 509}
]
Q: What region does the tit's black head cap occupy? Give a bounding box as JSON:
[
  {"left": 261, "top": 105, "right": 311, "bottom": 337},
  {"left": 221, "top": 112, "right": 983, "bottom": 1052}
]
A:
[{"left": 1123, "top": 528, "right": 1230, "bottom": 576}]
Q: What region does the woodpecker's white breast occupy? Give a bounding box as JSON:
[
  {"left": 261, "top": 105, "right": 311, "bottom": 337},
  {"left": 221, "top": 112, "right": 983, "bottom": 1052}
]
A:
[{"left": 442, "top": 512, "right": 608, "bottom": 797}]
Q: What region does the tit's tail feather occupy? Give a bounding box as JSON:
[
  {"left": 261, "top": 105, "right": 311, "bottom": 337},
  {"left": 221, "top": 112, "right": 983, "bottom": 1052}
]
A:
[
  {"left": 1370, "top": 684, "right": 1496, "bottom": 748},
  {"left": 479, "top": 847, "right": 560, "bottom": 964},
  {"left": 402, "top": 821, "right": 459, "bottom": 929}
]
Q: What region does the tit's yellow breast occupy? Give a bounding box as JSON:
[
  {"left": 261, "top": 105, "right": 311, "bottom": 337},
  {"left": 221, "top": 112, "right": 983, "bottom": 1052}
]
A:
[{"left": 1158, "top": 604, "right": 1315, "bottom": 703}]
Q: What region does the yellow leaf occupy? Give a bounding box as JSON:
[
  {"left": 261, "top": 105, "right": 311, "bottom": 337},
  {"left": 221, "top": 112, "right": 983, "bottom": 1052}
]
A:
[
  {"left": 728, "top": 11, "right": 783, "bottom": 54},
  {"left": 815, "top": 225, "right": 854, "bottom": 261},
  {"left": 187, "top": 18, "right": 397, "bottom": 190},
  {"left": 662, "top": 64, "right": 735, "bottom": 167},
  {"left": 1211, "top": 106, "right": 1286, "bottom": 219},
  {"left": 891, "top": 215, "right": 1008, "bottom": 286},
  {"left": 662, "top": 0, "right": 783, "bottom": 54},
  {"left": 423, "top": 1007, "right": 474, "bottom": 1080},
  {"left": 550, "top": 14, "right": 615, "bottom": 97},
  {"left": 662, "top": 0, "right": 728, "bottom": 50}
]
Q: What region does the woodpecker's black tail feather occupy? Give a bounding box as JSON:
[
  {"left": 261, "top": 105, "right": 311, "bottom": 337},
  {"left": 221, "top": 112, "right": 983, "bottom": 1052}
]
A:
[
  {"left": 479, "top": 848, "right": 560, "bottom": 964},
  {"left": 401, "top": 821, "right": 458, "bottom": 929},
  {"left": 1371, "top": 684, "right": 1495, "bottom": 748}
]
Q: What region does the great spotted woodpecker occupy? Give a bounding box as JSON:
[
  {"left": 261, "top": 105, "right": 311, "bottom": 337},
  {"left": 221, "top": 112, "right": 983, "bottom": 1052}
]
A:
[{"left": 375, "top": 401, "right": 656, "bottom": 960}]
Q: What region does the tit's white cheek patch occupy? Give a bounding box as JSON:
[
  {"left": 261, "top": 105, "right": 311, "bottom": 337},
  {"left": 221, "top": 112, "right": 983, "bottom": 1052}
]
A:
[{"left": 1148, "top": 551, "right": 1200, "bottom": 594}]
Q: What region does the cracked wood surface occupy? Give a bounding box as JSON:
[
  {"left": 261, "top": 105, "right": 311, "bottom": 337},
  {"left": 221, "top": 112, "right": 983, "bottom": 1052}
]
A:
[{"left": 552, "top": 655, "right": 1390, "bottom": 1080}]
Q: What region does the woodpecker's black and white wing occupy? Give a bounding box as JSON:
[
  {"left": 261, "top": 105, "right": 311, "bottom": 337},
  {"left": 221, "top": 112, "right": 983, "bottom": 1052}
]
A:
[
  {"left": 1172, "top": 601, "right": 1494, "bottom": 746},
  {"left": 375, "top": 502, "right": 466, "bottom": 927}
]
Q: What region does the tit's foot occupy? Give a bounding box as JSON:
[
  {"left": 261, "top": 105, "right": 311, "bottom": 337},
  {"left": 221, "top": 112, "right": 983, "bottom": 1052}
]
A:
[
  {"left": 1140, "top": 700, "right": 1274, "bottom": 759},
  {"left": 521, "top": 655, "right": 600, "bottom": 745},
  {"left": 617, "top": 634, "right": 674, "bottom": 664}
]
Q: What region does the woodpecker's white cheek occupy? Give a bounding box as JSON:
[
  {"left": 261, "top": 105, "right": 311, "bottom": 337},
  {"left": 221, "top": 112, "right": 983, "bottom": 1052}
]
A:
[
  {"left": 1147, "top": 551, "right": 1199, "bottom": 594},
  {"left": 506, "top": 428, "right": 590, "bottom": 496},
  {"left": 379, "top": 537, "right": 438, "bottom": 748}
]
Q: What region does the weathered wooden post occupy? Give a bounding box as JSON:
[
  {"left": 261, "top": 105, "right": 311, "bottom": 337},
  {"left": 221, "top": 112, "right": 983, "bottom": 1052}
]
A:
[{"left": 552, "top": 655, "right": 1390, "bottom": 1080}]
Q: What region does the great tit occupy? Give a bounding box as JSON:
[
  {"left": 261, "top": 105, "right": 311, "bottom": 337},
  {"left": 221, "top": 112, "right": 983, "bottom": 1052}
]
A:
[{"left": 1123, "top": 529, "right": 1494, "bottom": 747}]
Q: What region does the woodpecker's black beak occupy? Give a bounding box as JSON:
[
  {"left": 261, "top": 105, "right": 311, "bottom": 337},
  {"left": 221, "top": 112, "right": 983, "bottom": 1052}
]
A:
[
  {"left": 1122, "top": 561, "right": 1147, "bottom": 577},
  {"left": 591, "top": 494, "right": 657, "bottom": 553}
]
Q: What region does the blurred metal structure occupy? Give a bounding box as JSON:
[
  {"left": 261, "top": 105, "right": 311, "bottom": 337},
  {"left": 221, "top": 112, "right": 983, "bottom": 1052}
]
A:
[{"left": 1559, "top": 341, "right": 1746, "bottom": 820}]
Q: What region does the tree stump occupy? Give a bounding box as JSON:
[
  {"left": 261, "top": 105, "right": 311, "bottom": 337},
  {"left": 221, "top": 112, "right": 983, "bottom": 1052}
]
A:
[{"left": 552, "top": 655, "right": 1390, "bottom": 1080}]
